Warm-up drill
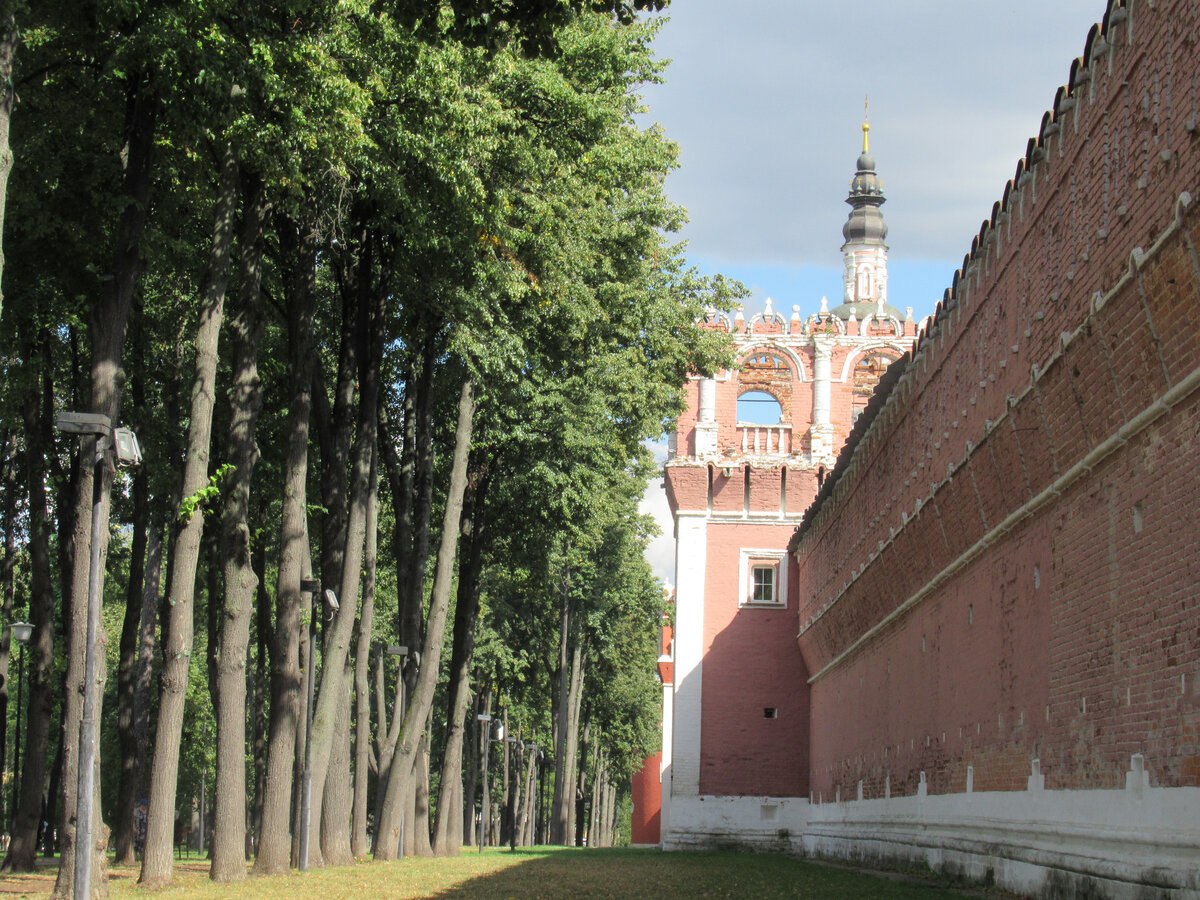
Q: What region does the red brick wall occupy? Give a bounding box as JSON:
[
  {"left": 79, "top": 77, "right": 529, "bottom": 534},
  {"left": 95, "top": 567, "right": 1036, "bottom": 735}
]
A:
[
  {"left": 630, "top": 751, "right": 662, "bottom": 844},
  {"left": 794, "top": 0, "right": 1200, "bottom": 800},
  {"left": 701, "top": 523, "right": 809, "bottom": 796}
]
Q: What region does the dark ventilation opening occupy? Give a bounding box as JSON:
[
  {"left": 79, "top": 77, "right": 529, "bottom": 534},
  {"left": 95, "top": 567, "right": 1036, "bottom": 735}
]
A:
[{"left": 763, "top": 708, "right": 778, "bottom": 719}]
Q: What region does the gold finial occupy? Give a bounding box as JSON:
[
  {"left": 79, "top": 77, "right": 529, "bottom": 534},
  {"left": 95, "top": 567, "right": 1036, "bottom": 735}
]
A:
[{"left": 862, "top": 94, "right": 870, "bottom": 153}]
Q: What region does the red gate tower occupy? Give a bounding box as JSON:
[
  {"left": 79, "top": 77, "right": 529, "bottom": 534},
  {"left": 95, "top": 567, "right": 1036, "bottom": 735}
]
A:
[{"left": 661, "top": 122, "right": 917, "bottom": 846}]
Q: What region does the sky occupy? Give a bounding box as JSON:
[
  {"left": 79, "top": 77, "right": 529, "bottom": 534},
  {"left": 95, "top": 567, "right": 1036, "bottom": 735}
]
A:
[{"left": 636, "top": 0, "right": 1108, "bottom": 586}]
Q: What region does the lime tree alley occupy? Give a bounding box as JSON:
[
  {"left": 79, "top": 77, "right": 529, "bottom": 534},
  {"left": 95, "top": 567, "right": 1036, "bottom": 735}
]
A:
[{"left": 0, "top": 0, "right": 740, "bottom": 893}]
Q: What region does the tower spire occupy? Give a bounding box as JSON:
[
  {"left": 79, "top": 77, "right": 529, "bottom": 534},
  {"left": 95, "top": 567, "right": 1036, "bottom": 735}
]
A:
[
  {"left": 834, "top": 111, "right": 894, "bottom": 321},
  {"left": 863, "top": 94, "right": 870, "bottom": 153}
]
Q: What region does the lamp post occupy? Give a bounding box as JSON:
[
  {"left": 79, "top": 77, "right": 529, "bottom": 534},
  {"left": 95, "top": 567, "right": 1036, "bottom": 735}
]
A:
[
  {"left": 8, "top": 621, "right": 32, "bottom": 830},
  {"left": 54, "top": 412, "right": 140, "bottom": 900},
  {"left": 298, "top": 582, "right": 338, "bottom": 871}
]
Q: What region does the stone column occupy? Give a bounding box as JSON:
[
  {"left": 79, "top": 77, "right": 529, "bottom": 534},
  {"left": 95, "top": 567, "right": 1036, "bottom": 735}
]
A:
[
  {"left": 669, "top": 514, "right": 707, "bottom": 805},
  {"left": 694, "top": 377, "right": 718, "bottom": 459},
  {"left": 811, "top": 340, "right": 834, "bottom": 462}
]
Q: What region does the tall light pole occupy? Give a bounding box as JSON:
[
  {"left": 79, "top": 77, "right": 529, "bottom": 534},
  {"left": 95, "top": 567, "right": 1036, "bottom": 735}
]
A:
[
  {"left": 298, "top": 583, "right": 338, "bottom": 871},
  {"left": 7, "top": 621, "right": 32, "bottom": 830},
  {"left": 55, "top": 412, "right": 140, "bottom": 900}
]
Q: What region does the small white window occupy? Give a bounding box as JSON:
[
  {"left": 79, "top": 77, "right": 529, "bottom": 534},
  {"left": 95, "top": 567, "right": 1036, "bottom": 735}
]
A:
[
  {"left": 752, "top": 565, "right": 775, "bottom": 603},
  {"left": 738, "top": 548, "right": 788, "bottom": 607}
]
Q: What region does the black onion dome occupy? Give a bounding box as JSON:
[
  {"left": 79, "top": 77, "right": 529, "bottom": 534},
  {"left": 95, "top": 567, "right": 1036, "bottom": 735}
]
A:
[{"left": 842, "top": 146, "right": 888, "bottom": 244}]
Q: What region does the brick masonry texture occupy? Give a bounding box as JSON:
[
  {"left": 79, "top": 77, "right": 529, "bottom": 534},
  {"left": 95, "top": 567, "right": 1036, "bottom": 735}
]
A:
[
  {"left": 701, "top": 523, "right": 809, "bottom": 797},
  {"left": 793, "top": 0, "right": 1200, "bottom": 801}
]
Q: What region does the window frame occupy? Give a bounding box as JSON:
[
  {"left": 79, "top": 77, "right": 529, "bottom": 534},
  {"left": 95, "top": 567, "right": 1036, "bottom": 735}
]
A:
[{"left": 738, "top": 548, "right": 788, "bottom": 608}]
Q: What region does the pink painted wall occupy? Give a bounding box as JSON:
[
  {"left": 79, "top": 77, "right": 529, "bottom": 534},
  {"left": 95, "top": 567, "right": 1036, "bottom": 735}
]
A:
[{"left": 700, "top": 521, "right": 809, "bottom": 797}]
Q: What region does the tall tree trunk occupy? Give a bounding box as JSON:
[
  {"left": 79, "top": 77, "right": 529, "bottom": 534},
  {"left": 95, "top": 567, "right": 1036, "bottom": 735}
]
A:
[
  {"left": 314, "top": 225, "right": 363, "bottom": 604},
  {"left": 375, "top": 376, "right": 475, "bottom": 860},
  {"left": 432, "top": 465, "right": 489, "bottom": 856},
  {"left": 56, "top": 70, "right": 157, "bottom": 900},
  {"left": 553, "top": 623, "right": 585, "bottom": 847},
  {"left": 112, "top": 455, "right": 148, "bottom": 865},
  {"left": 351, "top": 453, "right": 379, "bottom": 858},
  {"left": 253, "top": 219, "right": 319, "bottom": 876},
  {"left": 518, "top": 745, "right": 537, "bottom": 847},
  {"left": 319, "top": 663, "right": 354, "bottom": 866},
  {"left": 140, "top": 145, "right": 238, "bottom": 887},
  {"left": 564, "top": 643, "right": 585, "bottom": 845},
  {"left": 133, "top": 511, "right": 163, "bottom": 810},
  {"left": 0, "top": 433, "right": 15, "bottom": 835},
  {"left": 112, "top": 326, "right": 151, "bottom": 865},
  {"left": 306, "top": 246, "right": 382, "bottom": 866},
  {"left": 550, "top": 569, "right": 573, "bottom": 846},
  {"left": 210, "top": 173, "right": 268, "bottom": 882},
  {"left": 370, "top": 645, "right": 402, "bottom": 849},
  {"left": 250, "top": 542, "right": 270, "bottom": 852},
  {"left": 0, "top": 5, "right": 17, "bottom": 325},
  {"left": 462, "top": 692, "right": 479, "bottom": 848},
  {"left": 575, "top": 726, "right": 590, "bottom": 847},
  {"left": 3, "top": 349, "right": 55, "bottom": 872},
  {"left": 413, "top": 730, "right": 434, "bottom": 857}
]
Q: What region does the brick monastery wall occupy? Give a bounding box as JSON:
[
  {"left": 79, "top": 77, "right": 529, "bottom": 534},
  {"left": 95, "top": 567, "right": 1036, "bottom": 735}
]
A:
[{"left": 792, "top": 0, "right": 1200, "bottom": 801}]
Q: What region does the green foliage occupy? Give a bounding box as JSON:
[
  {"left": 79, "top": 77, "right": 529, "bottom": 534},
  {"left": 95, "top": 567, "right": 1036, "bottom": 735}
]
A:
[{"left": 177, "top": 463, "right": 234, "bottom": 524}]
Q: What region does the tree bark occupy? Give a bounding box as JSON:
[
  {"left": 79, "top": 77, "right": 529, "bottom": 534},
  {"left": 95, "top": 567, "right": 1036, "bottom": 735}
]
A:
[
  {"left": 3, "top": 350, "right": 56, "bottom": 872},
  {"left": 250, "top": 541, "right": 270, "bottom": 852},
  {"left": 253, "top": 219, "right": 319, "bottom": 876},
  {"left": 518, "top": 745, "right": 537, "bottom": 847},
  {"left": 319, "top": 663, "right": 354, "bottom": 866},
  {"left": 550, "top": 567, "right": 573, "bottom": 846},
  {"left": 432, "top": 464, "right": 489, "bottom": 856},
  {"left": 351, "top": 452, "right": 379, "bottom": 858},
  {"left": 0, "top": 5, "right": 17, "bottom": 325},
  {"left": 112, "top": 333, "right": 150, "bottom": 865},
  {"left": 375, "top": 375, "right": 475, "bottom": 860},
  {"left": 210, "top": 172, "right": 268, "bottom": 882},
  {"left": 140, "top": 144, "right": 238, "bottom": 887},
  {"left": 413, "top": 730, "right": 434, "bottom": 857},
  {"left": 56, "top": 69, "right": 156, "bottom": 900},
  {"left": 306, "top": 241, "right": 382, "bottom": 866}
]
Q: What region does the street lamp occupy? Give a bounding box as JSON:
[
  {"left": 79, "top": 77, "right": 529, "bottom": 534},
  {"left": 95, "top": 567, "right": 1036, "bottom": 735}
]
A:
[
  {"left": 54, "top": 412, "right": 140, "bottom": 900},
  {"left": 297, "top": 582, "right": 338, "bottom": 872},
  {"left": 8, "top": 621, "right": 33, "bottom": 829}
]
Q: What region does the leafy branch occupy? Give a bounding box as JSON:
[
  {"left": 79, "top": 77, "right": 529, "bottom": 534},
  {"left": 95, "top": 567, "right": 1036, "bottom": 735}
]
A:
[{"left": 177, "top": 462, "right": 234, "bottom": 523}]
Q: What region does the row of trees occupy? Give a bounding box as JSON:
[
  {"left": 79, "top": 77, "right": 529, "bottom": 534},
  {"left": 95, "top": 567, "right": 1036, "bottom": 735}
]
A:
[{"left": 0, "top": 0, "right": 737, "bottom": 894}]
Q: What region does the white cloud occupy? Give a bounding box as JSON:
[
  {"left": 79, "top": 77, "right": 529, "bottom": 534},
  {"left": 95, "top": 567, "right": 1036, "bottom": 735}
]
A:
[{"left": 639, "top": 0, "right": 1106, "bottom": 577}]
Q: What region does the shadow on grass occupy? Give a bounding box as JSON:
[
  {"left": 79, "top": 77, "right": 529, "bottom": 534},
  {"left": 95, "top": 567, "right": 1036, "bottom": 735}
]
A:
[{"left": 418, "top": 847, "right": 982, "bottom": 900}]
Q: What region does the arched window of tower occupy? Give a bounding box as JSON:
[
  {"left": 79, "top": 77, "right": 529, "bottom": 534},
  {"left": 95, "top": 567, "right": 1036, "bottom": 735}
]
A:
[
  {"left": 850, "top": 352, "right": 899, "bottom": 424},
  {"left": 856, "top": 263, "right": 874, "bottom": 301},
  {"left": 737, "top": 390, "right": 783, "bottom": 425},
  {"left": 737, "top": 352, "right": 793, "bottom": 425}
]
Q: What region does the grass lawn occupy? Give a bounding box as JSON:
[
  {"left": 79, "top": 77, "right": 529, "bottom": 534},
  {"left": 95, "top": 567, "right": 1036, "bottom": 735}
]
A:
[{"left": 0, "top": 847, "right": 993, "bottom": 899}]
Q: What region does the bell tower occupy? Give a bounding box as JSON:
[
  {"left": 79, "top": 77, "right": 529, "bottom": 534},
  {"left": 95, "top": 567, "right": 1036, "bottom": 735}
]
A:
[{"left": 840, "top": 101, "right": 890, "bottom": 317}]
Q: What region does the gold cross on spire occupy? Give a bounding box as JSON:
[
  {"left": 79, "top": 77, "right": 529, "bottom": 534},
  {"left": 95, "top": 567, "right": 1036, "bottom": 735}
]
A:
[{"left": 863, "top": 94, "right": 870, "bottom": 153}]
